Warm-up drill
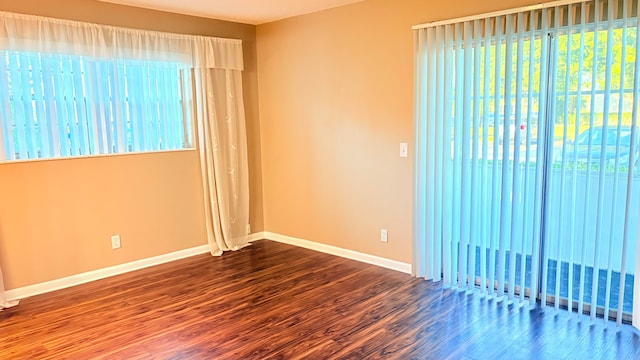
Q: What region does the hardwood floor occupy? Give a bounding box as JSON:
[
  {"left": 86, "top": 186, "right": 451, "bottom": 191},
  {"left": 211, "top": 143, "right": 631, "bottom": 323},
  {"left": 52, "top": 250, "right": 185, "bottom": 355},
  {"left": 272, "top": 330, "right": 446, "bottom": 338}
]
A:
[{"left": 2, "top": 240, "right": 640, "bottom": 359}]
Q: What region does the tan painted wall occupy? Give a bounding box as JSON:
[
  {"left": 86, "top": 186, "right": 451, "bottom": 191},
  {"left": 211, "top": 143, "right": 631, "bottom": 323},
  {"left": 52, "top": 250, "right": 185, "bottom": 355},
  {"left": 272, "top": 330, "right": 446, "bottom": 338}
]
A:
[
  {"left": 256, "top": 0, "right": 553, "bottom": 263},
  {"left": 0, "top": 152, "right": 204, "bottom": 288},
  {"left": 0, "top": 0, "right": 263, "bottom": 289}
]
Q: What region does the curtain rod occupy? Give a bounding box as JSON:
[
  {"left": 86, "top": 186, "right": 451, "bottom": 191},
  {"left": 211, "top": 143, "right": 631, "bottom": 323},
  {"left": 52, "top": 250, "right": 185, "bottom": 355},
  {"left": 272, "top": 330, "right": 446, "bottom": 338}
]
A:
[{"left": 412, "top": 0, "right": 587, "bottom": 30}]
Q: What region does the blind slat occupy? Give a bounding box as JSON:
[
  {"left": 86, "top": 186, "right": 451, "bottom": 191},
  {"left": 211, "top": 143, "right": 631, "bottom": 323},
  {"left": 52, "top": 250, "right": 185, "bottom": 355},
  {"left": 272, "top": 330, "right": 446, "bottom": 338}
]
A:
[
  {"left": 158, "top": 65, "right": 170, "bottom": 150},
  {"left": 452, "top": 22, "right": 464, "bottom": 288},
  {"left": 0, "top": 53, "right": 14, "bottom": 160},
  {"left": 489, "top": 16, "right": 504, "bottom": 296},
  {"left": 113, "top": 63, "right": 127, "bottom": 153},
  {"left": 617, "top": 0, "right": 640, "bottom": 326},
  {"left": 480, "top": 18, "right": 492, "bottom": 294},
  {"left": 434, "top": 26, "right": 445, "bottom": 282},
  {"left": 509, "top": 12, "right": 526, "bottom": 300},
  {"left": 520, "top": 9, "right": 538, "bottom": 303},
  {"left": 459, "top": 21, "right": 473, "bottom": 288},
  {"left": 498, "top": 14, "right": 515, "bottom": 298},
  {"left": 169, "top": 63, "right": 183, "bottom": 149},
  {"left": 468, "top": 19, "right": 482, "bottom": 291},
  {"left": 425, "top": 27, "right": 437, "bottom": 279},
  {"left": 412, "top": 29, "right": 427, "bottom": 278},
  {"left": 443, "top": 24, "right": 455, "bottom": 286}
]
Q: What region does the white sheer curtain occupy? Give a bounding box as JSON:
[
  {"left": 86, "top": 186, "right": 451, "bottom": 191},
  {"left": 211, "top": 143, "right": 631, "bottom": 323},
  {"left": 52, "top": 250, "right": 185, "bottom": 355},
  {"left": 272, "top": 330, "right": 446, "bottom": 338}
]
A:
[
  {"left": 1, "top": 265, "right": 18, "bottom": 310},
  {"left": 0, "top": 12, "right": 249, "bottom": 256},
  {"left": 414, "top": 0, "right": 640, "bottom": 326},
  {"left": 194, "top": 68, "right": 250, "bottom": 255}
]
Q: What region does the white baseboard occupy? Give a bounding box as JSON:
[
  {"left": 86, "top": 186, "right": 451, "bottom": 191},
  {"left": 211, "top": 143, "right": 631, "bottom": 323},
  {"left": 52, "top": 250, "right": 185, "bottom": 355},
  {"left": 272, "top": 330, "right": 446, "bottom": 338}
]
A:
[
  {"left": 247, "top": 232, "right": 266, "bottom": 243},
  {"left": 261, "top": 232, "right": 412, "bottom": 274},
  {"left": 5, "top": 244, "right": 210, "bottom": 302},
  {"left": 5, "top": 232, "right": 411, "bottom": 302}
]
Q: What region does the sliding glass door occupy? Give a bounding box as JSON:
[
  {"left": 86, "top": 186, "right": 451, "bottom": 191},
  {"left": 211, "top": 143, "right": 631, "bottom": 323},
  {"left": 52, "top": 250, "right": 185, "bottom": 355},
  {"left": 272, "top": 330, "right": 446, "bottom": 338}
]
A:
[
  {"left": 414, "top": 0, "right": 640, "bottom": 325},
  {"left": 543, "top": 6, "right": 639, "bottom": 323}
]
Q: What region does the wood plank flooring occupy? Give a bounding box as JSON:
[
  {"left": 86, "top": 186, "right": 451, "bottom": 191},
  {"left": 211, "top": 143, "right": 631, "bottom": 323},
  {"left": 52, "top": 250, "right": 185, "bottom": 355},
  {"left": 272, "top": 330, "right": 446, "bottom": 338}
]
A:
[{"left": 2, "top": 240, "right": 640, "bottom": 359}]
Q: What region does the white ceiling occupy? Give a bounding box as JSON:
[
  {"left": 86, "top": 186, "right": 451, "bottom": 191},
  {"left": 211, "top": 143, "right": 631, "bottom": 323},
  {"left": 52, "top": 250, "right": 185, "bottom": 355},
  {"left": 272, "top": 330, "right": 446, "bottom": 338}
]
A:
[{"left": 98, "top": 0, "right": 365, "bottom": 25}]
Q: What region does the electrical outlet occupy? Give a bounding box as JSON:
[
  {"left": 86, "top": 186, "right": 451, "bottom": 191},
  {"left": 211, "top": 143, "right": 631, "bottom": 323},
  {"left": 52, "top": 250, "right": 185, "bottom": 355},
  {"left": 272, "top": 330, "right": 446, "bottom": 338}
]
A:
[
  {"left": 111, "top": 235, "right": 121, "bottom": 249},
  {"left": 380, "top": 229, "right": 388, "bottom": 243}
]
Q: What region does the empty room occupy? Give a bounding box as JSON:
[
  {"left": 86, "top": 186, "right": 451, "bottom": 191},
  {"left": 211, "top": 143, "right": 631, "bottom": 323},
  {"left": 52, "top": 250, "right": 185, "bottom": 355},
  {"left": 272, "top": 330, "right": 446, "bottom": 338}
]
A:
[{"left": 1, "top": 0, "right": 640, "bottom": 358}]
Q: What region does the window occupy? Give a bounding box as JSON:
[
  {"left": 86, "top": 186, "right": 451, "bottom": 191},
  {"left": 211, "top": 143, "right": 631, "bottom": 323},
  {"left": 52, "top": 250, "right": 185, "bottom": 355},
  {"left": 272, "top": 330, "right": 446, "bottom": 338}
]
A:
[
  {"left": 0, "top": 51, "right": 192, "bottom": 162},
  {"left": 414, "top": 0, "right": 640, "bottom": 326}
]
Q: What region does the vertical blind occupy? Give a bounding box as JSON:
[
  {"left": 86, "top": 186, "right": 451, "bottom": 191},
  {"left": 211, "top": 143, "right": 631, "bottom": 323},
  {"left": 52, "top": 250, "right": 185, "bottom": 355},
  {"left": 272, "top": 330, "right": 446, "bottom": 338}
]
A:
[
  {"left": 0, "top": 53, "right": 190, "bottom": 161},
  {"left": 414, "top": 0, "right": 640, "bottom": 326}
]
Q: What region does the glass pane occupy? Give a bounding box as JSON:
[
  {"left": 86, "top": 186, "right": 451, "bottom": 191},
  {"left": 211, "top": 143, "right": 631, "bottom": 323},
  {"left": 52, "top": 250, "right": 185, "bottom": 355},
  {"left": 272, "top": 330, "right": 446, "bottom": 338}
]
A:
[{"left": 546, "top": 26, "right": 638, "bottom": 316}]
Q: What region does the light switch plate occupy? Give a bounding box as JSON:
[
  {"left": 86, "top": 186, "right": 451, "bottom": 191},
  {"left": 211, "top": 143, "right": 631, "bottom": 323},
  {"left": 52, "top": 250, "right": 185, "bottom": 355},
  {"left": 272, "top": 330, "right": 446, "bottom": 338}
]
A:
[
  {"left": 400, "top": 143, "right": 408, "bottom": 158},
  {"left": 111, "top": 235, "right": 121, "bottom": 249}
]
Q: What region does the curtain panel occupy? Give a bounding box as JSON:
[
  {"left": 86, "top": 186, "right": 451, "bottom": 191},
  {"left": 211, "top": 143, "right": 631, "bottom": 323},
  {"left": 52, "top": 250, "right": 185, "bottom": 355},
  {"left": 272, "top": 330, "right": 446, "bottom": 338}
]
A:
[
  {"left": 0, "top": 11, "right": 250, "bottom": 257},
  {"left": 1, "top": 265, "right": 18, "bottom": 310},
  {"left": 195, "top": 68, "right": 250, "bottom": 255}
]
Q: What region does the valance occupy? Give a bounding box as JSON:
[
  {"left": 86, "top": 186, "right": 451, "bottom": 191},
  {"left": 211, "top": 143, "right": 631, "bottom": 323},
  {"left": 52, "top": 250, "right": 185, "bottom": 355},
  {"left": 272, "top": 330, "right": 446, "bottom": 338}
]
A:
[{"left": 0, "top": 11, "right": 243, "bottom": 70}]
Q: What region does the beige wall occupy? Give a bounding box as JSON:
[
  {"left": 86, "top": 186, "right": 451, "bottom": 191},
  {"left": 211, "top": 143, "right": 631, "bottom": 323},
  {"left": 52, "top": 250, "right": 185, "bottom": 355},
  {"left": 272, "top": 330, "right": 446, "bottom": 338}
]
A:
[
  {"left": 0, "top": 152, "right": 205, "bottom": 288},
  {"left": 256, "top": 0, "right": 553, "bottom": 263},
  {"left": 0, "top": 0, "right": 263, "bottom": 289}
]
